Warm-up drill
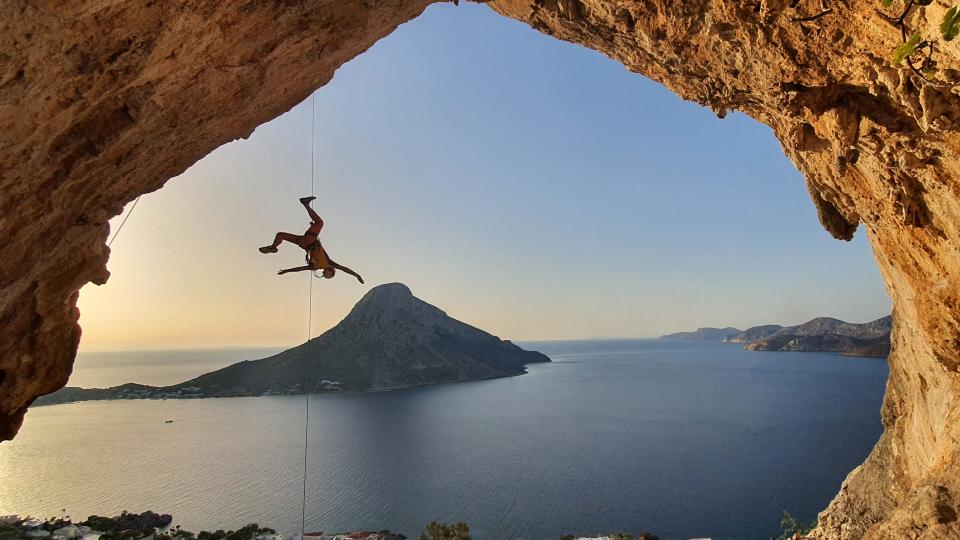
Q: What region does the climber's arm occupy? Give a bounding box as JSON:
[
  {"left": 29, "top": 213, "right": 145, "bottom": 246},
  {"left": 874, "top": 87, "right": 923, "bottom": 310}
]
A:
[
  {"left": 278, "top": 264, "right": 313, "bottom": 276},
  {"left": 331, "top": 261, "right": 364, "bottom": 284}
]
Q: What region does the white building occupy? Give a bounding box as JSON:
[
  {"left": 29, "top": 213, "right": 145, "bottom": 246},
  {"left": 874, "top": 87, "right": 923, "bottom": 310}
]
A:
[{"left": 52, "top": 525, "right": 79, "bottom": 539}]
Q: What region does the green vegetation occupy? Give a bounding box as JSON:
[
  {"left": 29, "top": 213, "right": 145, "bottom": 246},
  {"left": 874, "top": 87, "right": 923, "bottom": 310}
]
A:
[
  {"left": 0, "top": 513, "right": 274, "bottom": 540},
  {"left": 942, "top": 6, "right": 960, "bottom": 40},
  {"left": 0, "top": 524, "right": 22, "bottom": 540},
  {"left": 5, "top": 512, "right": 664, "bottom": 540},
  {"left": 559, "top": 533, "right": 659, "bottom": 540},
  {"left": 419, "top": 521, "right": 471, "bottom": 540},
  {"left": 880, "top": 0, "right": 960, "bottom": 82},
  {"left": 778, "top": 511, "right": 817, "bottom": 540},
  {"left": 182, "top": 524, "right": 275, "bottom": 540}
]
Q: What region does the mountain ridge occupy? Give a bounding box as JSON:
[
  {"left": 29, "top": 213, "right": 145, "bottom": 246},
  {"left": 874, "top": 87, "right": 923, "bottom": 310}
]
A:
[
  {"left": 667, "top": 315, "right": 892, "bottom": 357},
  {"left": 660, "top": 327, "right": 741, "bottom": 341},
  {"left": 743, "top": 315, "right": 891, "bottom": 356},
  {"left": 723, "top": 324, "right": 784, "bottom": 343}
]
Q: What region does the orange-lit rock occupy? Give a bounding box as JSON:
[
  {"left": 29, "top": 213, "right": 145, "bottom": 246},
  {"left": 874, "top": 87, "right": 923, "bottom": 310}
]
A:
[{"left": 1, "top": 1, "right": 958, "bottom": 538}]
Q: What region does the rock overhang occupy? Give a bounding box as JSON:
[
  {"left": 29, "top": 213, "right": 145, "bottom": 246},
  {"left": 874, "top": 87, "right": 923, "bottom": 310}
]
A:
[{"left": 2, "top": 1, "right": 959, "bottom": 538}]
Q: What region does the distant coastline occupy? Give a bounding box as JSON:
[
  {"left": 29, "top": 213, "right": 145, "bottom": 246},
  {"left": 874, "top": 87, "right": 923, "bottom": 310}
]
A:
[
  {"left": 33, "top": 370, "right": 539, "bottom": 408},
  {"left": 660, "top": 315, "right": 891, "bottom": 357}
]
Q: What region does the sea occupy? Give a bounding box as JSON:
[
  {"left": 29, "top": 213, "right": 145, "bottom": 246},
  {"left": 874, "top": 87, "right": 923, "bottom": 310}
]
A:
[{"left": 0, "top": 340, "right": 888, "bottom": 540}]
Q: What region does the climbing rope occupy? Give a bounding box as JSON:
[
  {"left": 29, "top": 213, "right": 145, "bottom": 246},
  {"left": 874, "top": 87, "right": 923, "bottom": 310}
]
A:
[
  {"left": 300, "top": 91, "right": 317, "bottom": 539},
  {"left": 106, "top": 194, "right": 143, "bottom": 247},
  {"left": 301, "top": 276, "right": 313, "bottom": 537},
  {"left": 109, "top": 92, "right": 318, "bottom": 538}
]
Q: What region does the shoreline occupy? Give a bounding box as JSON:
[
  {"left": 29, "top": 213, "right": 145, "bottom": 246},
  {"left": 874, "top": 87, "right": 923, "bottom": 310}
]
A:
[{"left": 32, "top": 366, "right": 541, "bottom": 408}]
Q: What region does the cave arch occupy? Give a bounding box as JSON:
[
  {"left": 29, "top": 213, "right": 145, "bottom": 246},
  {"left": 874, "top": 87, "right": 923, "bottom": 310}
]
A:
[{"left": 2, "top": 1, "right": 958, "bottom": 538}]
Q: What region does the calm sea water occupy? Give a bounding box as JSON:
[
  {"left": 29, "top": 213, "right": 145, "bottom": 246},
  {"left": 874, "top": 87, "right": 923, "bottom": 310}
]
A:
[
  {"left": 0, "top": 341, "right": 887, "bottom": 540},
  {"left": 65, "top": 348, "right": 285, "bottom": 388}
]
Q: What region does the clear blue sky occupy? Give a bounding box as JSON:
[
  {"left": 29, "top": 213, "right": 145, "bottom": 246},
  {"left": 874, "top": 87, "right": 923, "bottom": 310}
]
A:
[{"left": 78, "top": 3, "right": 891, "bottom": 350}]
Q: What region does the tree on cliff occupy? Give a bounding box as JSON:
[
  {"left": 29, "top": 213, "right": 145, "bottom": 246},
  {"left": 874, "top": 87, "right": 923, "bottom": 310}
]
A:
[
  {"left": 880, "top": 0, "right": 959, "bottom": 81},
  {"left": 418, "top": 521, "right": 471, "bottom": 540}
]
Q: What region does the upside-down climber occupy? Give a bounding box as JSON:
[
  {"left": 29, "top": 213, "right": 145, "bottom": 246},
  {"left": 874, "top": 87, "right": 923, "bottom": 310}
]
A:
[{"left": 259, "top": 196, "right": 364, "bottom": 283}]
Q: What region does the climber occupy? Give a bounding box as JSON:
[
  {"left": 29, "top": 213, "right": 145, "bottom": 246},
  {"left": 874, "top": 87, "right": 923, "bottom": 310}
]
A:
[{"left": 259, "top": 196, "right": 364, "bottom": 283}]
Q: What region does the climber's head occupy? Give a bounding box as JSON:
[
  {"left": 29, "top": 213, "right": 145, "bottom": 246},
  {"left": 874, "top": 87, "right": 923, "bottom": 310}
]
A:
[{"left": 322, "top": 267, "right": 336, "bottom": 279}]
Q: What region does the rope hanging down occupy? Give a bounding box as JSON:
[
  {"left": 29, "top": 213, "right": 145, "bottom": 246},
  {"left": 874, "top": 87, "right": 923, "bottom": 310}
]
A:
[
  {"left": 300, "top": 91, "right": 317, "bottom": 538},
  {"left": 107, "top": 195, "right": 143, "bottom": 247}
]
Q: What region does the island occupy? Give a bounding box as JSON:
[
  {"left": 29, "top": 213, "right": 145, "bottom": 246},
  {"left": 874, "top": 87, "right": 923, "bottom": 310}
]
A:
[{"left": 35, "top": 283, "right": 550, "bottom": 406}]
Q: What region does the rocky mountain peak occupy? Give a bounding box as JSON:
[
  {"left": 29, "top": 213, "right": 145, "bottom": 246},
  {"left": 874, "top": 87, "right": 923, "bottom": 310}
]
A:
[
  {"left": 349, "top": 283, "right": 421, "bottom": 315},
  {"left": 339, "top": 282, "right": 446, "bottom": 330},
  {"left": 360, "top": 282, "right": 413, "bottom": 303}
]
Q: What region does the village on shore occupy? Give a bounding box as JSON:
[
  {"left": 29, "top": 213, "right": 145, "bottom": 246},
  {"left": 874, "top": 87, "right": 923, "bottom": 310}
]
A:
[{"left": 0, "top": 512, "right": 668, "bottom": 540}]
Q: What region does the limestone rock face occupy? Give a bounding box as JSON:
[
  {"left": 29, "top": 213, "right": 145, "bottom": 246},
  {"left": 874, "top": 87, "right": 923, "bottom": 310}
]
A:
[{"left": 1, "top": 1, "right": 959, "bottom": 538}]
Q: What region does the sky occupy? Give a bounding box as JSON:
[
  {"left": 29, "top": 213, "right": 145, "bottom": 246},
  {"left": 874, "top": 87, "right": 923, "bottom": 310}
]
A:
[{"left": 77, "top": 3, "right": 891, "bottom": 351}]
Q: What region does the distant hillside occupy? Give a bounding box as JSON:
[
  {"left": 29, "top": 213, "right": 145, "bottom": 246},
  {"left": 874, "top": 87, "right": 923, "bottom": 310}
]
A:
[
  {"left": 664, "top": 315, "right": 891, "bottom": 357},
  {"left": 744, "top": 315, "right": 891, "bottom": 357},
  {"left": 660, "top": 327, "right": 741, "bottom": 341},
  {"left": 834, "top": 315, "right": 893, "bottom": 339},
  {"left": 724, "top": 325, "right": 784, "bottom": 343},
  {"left": 744, "top": 333, "right": 890, "bottom": 357},
  {"left": 36, "top": 283, "right": 550, "bottom": 406},
  {"left": 774, "top": 316, "right": 847, "bottom": 336}
]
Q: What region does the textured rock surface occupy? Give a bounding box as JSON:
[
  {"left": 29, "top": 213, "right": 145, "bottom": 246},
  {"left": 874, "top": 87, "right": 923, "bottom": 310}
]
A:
[{"left": 1, "top": 0, "right": 959, "bottom": 538}]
